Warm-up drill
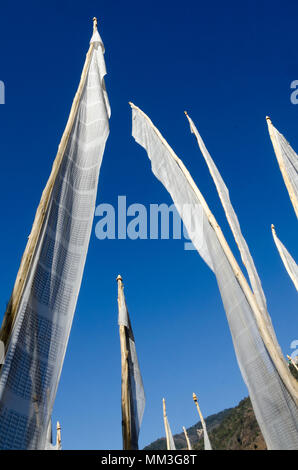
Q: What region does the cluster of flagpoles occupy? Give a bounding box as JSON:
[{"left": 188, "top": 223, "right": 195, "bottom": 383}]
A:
[
  {"left": 164, "top": 393, "right": 212, "bottom": 451},
  {"left": 0, "top": 18, "right": 296, "bottom": 450}
]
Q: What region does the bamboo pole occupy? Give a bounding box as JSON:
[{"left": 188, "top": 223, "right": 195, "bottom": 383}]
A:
[
  {"left": 129, "top": 102, "right": 298, "bottom": 404},
  {"left": 183, "top": 426, "right": 192, "bottom": 450},
  {"left": 56, "top": 421, "right": 61, "bottom": 449},
  {"left": 266, "top": 116, "right": 298, "bottom": 218},
  {"left": 0, "top": 20, "right": 97, "bottom": 351},
  {"left": 117, "top": 275, "right": 132, "bottom": 450},
  {"left": 271, "top": 224, "right": 298, "bottom": 291},
  {"left": 163, "top": 398, "right": 170, "bottom": 450}
]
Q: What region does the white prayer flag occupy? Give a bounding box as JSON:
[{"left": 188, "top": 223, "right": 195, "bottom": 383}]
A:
[
  {"left": 185, "top": 113, "right": 281, "bottom": 352},
  {"left": 0, "top": 23, "right": 110, "bottom": 449},
  {"left": 164, "top": 416, "right": 176, "bottom": 450},
  {"left": 117, "top": 276, "right": 145, "bottom": 449},
  {"left": 131, "top": 104, "right": 298, "bottom": 450},
  {"left": 267, "top": 118, "right": 298, "bottom": 218},
  {"left": 272, "top": 225, "right": 298, "bottom": 292},
  {"left": 202, "top": 421, "right": 212, "bottom": 450},
  {"left": 163, "top": 399, "right": 176, "bottom": 450}
]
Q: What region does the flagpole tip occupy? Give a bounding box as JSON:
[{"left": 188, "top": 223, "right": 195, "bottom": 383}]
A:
[
  {"left": 266, "top": 116, "right": 271, "bottom": 123},
  {"left": 192, "top": 392, "right": 197, "bottom": 402},
  {"left": 93, "top": 17, "right": 98, "bottom": 32},
  {"left": 116, "top": 275, "right": 123, "bottom": 282},
  {"left": 271, "top": 224, "right": 275, "bottom": 231},
  {"left": 162, "top": 398, "right": 166, "bottom": 416},
  {"left": 184, "top": 111, "right": 188, "bottom": 116}
]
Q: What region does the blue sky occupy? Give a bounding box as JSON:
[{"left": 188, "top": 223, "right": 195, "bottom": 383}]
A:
[{"left": 0, "top": 0, "right": 297, "bottom": 450}]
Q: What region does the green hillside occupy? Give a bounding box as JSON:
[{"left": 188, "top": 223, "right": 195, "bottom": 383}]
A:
[{"left": 144, "top": 397, "right": 266, "bottom": 450}]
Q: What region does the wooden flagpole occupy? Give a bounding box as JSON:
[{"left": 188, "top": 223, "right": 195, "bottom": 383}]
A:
[
  {"left": 271, "top": 224, "right": 298, "bottom": 291},
  {"left": 0, "top": 19, "right": 97, "bottom": 351},
  {"left": 183, "top": 426, "right": 192, "bottom": 450},
  {"left": 192, "top": 393, "right": 205, "bottom": 425},
  {"left": 266, "top": 117, "right": 298, "bottom": 218},
  {"left": 163, "top": 398, "right": 170, "bottom": 450},
  {"left": 129, "top": 102, "right": 298, "bottom": 404},
  {"left": 117, "top": 275, "right": 132, "bottom": 450},
  {"left": 56, "top": 421, "right": 61, "bottom": 449}
]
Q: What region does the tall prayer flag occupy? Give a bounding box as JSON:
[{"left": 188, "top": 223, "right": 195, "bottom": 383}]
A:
[
  {"left": 117, "top": 275, "right": 145, "bottom": 450},
  {"left": 130, "top": 103, "right": 298, "bottom": 450},
  {"left": 0, "top": 19, "right": 110, "bottom": 449}
]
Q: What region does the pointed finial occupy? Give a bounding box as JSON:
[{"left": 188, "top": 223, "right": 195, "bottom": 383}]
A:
[
  {"left": 93, "top": 17, "right": 98, "bottom": 32},
  {"left": 266, "top": 116, "right": 272, "bottom": 123},
  {"left": 162, "top": 398, "right": 167, "bottom": 417},
  {"left": 271, "top": 224, "right": 276, "bottom": 233},
  {"left": 116, "top": 274, "right": 123, "bottom": 282},
  {"left": 184, "top": 111, "right": 188, "bottom": 116},
  {"left": 192, "top": 392, "right": 198, "bottom": 403},
  {"left": 129, "top": 102, "right": 139, "bottom": 111}
]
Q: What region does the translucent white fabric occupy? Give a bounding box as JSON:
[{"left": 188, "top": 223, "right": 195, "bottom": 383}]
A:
[
  {"left": 164, "top": 415, "right": 176, "bottom": 450},
  {"left": 131, "top": 110, "right": 213, "bottom": 271},
  {"left": 44, "top": 419, "right": 61, "bottom": 450},
  {"left": 186, "top": 115, "right": 281, "bottom": 353},
  {"left": 272, "top": 226, "right": 298, "bottom": 292},
  {"left": 202, "top": 421, "right": 212, "bottom": 450},
  {"left": 268, "top": 121, "right": 298, "bottom": 218},
  {"left": 118, "top": 284, "right": 145, "bottom": 449},
  {"left": 0, "top": 30, "right": 110, "bottom": 449},
  {"left": 131, "top": 106, "right": 298, "bottom": 450}
]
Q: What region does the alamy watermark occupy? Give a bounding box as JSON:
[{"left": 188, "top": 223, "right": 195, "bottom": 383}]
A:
[
  {"left": 0, "top": 81, "right": 4, "bottom": 104},
  {"left": 94, "top": 196, "right": 204, "bottom": 251},
  {"left": 290, "top": 80, "right": 298, "bottom": 104}
]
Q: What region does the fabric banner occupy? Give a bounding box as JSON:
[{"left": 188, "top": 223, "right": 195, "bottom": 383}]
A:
[
  {"left": 164, "top": 414, "right": 176, "bottom": 450},
  {"left": 131, "top": 105, "right": 298, "bottom": 450},
  {"left": 272, "top": 226, "right": 298, "bottom": 292},
  {"left": 0, "top": 28, "right": 110, "bottom": 449},
  {"left": 267, "top": 119, "right": 298, "bottom": 218},
  {"left": 202, "top": 421, "right": 212, "bottom": 450},
  {"left": 118, "top": 280, "right": 145, "bottom": 449},
  {"left": 186, "top": 114, "right": 278, "bottom": 344}
]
